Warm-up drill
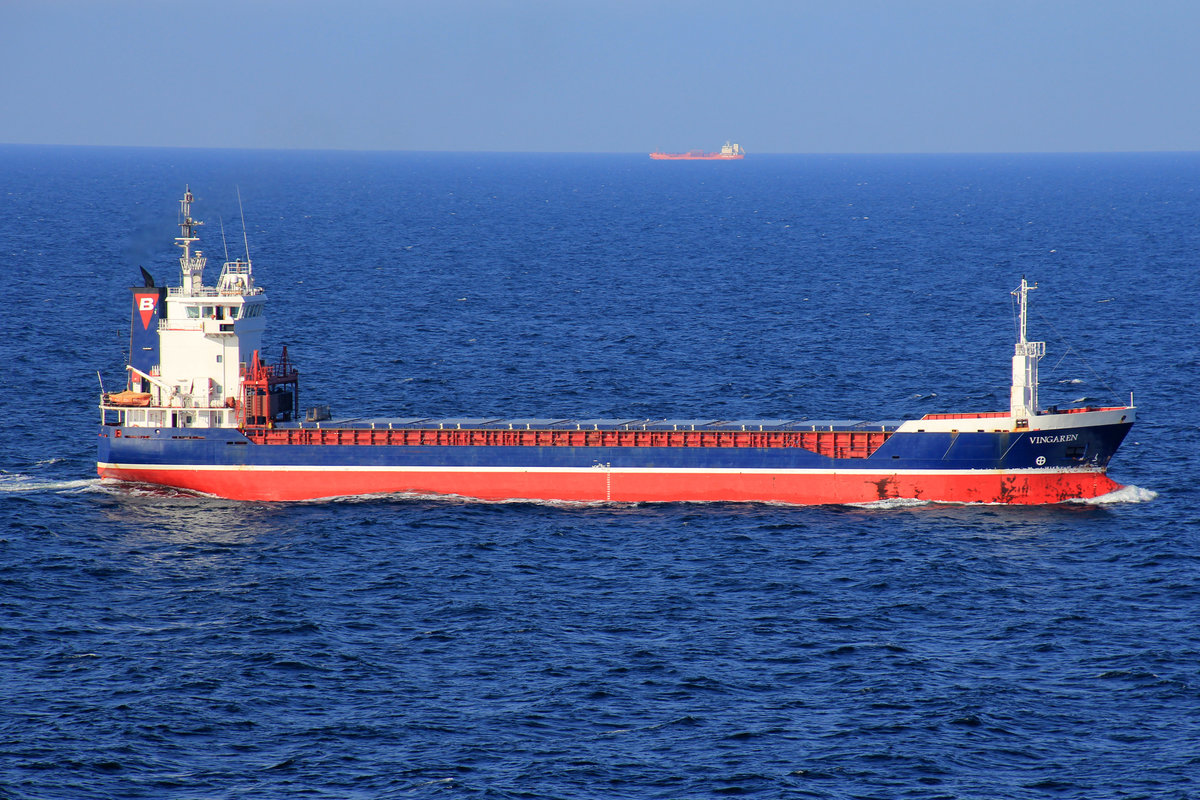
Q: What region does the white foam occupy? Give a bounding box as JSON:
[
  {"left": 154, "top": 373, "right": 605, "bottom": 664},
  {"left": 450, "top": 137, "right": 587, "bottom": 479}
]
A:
[
  {"left": 0, "top": 474, "right": 103, "bottom": 495},
  {"left": 1071, "top": 484, "right": 1158, "bottom": 505},
  {"left": 94, "top": 478, "right": 216, "bottom": 499},
  {"left": 307, "top": 490, "right": 611, "bottom": 508},
  {"left": 846, "top": 497, "right": 932, "bottom": 510}
]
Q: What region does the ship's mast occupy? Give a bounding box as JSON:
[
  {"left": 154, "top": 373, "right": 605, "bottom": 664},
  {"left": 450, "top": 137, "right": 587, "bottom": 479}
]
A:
[
  {"left": 177, "top": 186, "right": 207, "bottom": 295},
  {"left": 1010, "top": 277, "right": 1045, "bottom": 420}
]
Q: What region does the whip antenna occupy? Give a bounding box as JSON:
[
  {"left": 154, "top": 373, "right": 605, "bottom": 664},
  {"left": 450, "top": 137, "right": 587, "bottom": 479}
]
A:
[
  {"left": 237, "top": 186, "right": 251, "bottom": 264},
  {"left": 219, "top": 215, "right": 230, "bottom": 264}
]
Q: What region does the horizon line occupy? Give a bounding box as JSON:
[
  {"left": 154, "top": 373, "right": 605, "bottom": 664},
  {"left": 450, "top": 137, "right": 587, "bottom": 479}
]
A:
[{"left": 2, "top": 142, "right": 1198, "bottom": 157}]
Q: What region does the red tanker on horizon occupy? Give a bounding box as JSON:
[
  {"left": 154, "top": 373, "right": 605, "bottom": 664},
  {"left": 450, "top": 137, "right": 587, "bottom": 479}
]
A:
[
  {"left": 97, "top": 188, "right": 1135, "bottom": 505},
  {"left": 651, "top": 141, "right": 746, "bottom": 160}
]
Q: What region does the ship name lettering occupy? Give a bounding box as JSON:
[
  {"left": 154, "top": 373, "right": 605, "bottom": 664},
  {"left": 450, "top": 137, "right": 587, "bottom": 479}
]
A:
[{"left": 1030, "top": 433, "right": 1079, "bottom": 444}]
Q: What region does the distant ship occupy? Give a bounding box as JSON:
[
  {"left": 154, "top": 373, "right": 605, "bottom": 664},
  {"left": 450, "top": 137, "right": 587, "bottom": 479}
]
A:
[
  {"left": 95, "top": 188, "right": 1136, "bottom": 504},
  {"left": 650, "top": 141, "right": 745, "bottom": 160}
]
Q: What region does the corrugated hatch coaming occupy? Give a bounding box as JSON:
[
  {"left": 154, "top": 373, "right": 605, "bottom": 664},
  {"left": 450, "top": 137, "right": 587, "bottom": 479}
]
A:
[{"left": 243, "top": 417, "right": 903, "bottom": 459}]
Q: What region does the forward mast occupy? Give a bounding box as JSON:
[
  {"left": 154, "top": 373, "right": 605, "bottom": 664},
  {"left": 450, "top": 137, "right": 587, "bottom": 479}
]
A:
[{"left": 1010, "top": 277, "right": 1045, "bottom": 423}]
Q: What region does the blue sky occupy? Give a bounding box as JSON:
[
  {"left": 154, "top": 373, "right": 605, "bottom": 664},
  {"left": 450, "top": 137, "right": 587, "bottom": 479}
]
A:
[{"left": 2, "top": 0, "right": 1198, "bottom": 153}]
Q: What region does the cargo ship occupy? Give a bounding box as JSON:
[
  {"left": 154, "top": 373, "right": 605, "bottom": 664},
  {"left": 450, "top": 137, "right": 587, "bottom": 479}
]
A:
[
  {"left": 97, "top": 188, "right": 1135, "bottom": 504},
  {"left": 650, "top": 141, "right": 745, "bottom": 160}
]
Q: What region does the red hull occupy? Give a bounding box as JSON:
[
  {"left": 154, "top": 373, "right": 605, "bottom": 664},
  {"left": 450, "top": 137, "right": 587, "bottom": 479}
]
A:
[{"left": 98, "top": 465, "right": 1123, "bottom": 505}]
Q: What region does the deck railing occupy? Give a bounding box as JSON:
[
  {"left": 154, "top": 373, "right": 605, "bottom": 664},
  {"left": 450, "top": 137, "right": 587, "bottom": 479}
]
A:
[{"left": 242, "top": 426, "right": 893, "bottom": 459}]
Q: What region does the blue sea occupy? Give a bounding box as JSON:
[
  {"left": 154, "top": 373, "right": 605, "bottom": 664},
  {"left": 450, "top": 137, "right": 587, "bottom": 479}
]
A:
[{"left": 1, "top": 147, "right": 1197, "bottom": 799}]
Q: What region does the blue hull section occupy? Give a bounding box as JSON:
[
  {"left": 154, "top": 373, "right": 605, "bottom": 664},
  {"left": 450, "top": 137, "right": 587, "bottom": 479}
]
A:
[{"left": 98, "top": 422, "right": 1132, "bottom": 473}]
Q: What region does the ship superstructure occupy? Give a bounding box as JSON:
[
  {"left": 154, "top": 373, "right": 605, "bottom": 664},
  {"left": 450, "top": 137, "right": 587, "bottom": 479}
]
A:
[
  {"left": 103, "top": 187, "right": 296, "bottom": 433},
  {"left": 98, "top": 189, "right": 1134, "bottom": 504}
]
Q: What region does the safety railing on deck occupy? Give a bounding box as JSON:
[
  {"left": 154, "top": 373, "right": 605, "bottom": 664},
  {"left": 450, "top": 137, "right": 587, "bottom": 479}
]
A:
[
  {"left": 242, "top": 426, "right": 893, "bottom": 459},
  {"left": 920, "top": 411, "right": 1010, "bottom": 420}
]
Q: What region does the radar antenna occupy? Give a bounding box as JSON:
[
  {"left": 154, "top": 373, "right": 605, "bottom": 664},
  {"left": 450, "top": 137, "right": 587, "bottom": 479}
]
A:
[{"left": 176, "top": 185, "right": 207, "bottom": 295}]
